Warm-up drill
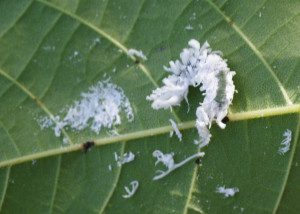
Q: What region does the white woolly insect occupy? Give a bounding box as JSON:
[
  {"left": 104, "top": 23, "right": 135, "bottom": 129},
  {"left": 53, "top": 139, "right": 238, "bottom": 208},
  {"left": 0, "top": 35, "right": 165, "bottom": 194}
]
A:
[
  {"left": 278, "top": 129, "right": 292, "bottom": 155},
  {"left": 152, "top": 150, "right": 205, "bottom": 180},
  {"left": 114, "top": 151, "right": 135, "bottom": 166},
  {"left": 128, "top": 49, "right": 147, "bottom": 61},
  {"left": 122, "top": 180, "right": 139, "bottom": 199},
  {"left": 37, "top": 79, "right": 134, "bottom": 137},
  {"left": 147, "top": 39, "right": 236, "bottom": 148},
  {"left": 216, "top": 186, "right": 239, "bottom": 197},
  {"left": 169, "top": 119, "right": 182, "bottom": 141}
]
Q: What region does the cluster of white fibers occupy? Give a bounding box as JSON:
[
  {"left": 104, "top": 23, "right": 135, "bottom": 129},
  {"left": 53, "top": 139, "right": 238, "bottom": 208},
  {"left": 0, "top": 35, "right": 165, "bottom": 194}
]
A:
[
  {"left": 114, "top": 151, "right": 135, "bottom": 166},
  {"left": 216, "top": 186, "right": 239, "bottom": 197},
  {"left": 278, "top": 129, "right": 292, "bottom": 155},
  {"left": 147, "top": 39, "right": 236, "bottom": 148},
  {"left": 38, "top": 79, "right": 134, "bottom": 137}
]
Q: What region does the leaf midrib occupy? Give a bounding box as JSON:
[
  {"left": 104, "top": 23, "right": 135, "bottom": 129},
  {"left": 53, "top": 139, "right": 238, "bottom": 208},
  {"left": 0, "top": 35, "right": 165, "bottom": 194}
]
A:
[
  {"left": 0, "top": 63, "right": 300, "bottom": 168},
  {"left": 0, "top": 102, "right": 299, "bottom": 169}
]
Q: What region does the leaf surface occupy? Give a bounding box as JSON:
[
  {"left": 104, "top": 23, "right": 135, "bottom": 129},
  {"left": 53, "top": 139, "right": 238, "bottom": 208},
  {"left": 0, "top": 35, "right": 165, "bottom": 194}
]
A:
[{"left": 0, "top": 0, "right": 299, "bottom": 213}]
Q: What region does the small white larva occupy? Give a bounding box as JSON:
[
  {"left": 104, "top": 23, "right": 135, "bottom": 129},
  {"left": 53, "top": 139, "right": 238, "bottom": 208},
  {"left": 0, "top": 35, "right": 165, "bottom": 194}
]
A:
[
  {"left": 114, "top": 151, "right": 135, "bottom": 166},
  {"left": 152, "top": 150, "right": 205, "bottom": 180},
  {"left": 122, "top": 180, "right": 139, "bottom": 199}
]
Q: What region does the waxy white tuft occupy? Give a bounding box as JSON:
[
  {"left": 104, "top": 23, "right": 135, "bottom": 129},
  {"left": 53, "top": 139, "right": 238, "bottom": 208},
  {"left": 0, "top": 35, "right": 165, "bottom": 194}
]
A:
[
  {"left": 146, "top": 75, "right": 189, "bottom": 109},
  {"left": 278, "top": 129, "right": 292, "bottom": 155},
  {"left": 216, "top": 186, "right": 239, "bottom": 197}
]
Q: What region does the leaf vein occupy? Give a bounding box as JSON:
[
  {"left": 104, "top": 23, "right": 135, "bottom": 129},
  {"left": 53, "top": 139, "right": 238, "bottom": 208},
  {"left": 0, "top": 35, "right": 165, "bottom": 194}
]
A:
[
  {"left": 48, "top": 156, "right": 61, "bottom": 214},
  {"left": 98, "top": 144, "right": 125, "bottom": 214},
  {"left": 0, "top": 1, "right": 33, "bottom": 38},
  {"left": 0, "top": 121, "right": 21, "bottom": 156},
  {"left": 0, "top": 167, "right": 11, "bottom": 212},
  {"left": 35, "top": 0, "right": 158, "bottom": 87},
  {"left": 0, "top": 104, "right": 299, "bottom": 168},
  {"left": 0, "top": 68, "right": 73, "bottom": 145},
  {"left": 203, "top": 0, "right": 293, "bottom": 105}
]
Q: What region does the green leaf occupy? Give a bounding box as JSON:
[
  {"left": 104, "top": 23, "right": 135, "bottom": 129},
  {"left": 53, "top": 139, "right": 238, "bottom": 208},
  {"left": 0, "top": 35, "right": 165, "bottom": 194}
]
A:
[{"left": 0, "top": 0, "right": 299, "bottom": 213}]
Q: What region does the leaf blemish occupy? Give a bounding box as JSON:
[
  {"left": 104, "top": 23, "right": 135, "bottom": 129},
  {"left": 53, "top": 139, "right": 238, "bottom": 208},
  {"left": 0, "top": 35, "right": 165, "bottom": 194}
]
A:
[
  {"left": 195, "top": 157, "right": 202, "bottom": 165},
  {"left": 83, "top": 141, "right": 95, "bottom": 153},
  {"left": 185, "top": 24, "right": 194, "bottom": 30},
  {"left": 221, "top": 116, "right": 229, "bottom": 124}
]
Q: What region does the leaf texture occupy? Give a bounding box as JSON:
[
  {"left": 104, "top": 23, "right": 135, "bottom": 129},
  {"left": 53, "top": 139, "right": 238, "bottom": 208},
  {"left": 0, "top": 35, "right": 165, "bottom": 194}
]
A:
[{"left": 0, "top": 0, "right": 299, "bottom": 213}]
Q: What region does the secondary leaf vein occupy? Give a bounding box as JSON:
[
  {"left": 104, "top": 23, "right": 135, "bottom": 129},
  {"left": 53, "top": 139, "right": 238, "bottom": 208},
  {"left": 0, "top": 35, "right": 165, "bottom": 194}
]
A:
[
  {"left": 48, "top": 156, "right": 62, "bottom": 214},
  {"left": 98, "top": 144, "right": 125, "bottom": 214},
  {"left": 203, "top": 0, "right": 293, "bottom": 105},
  {"left": 0, "top": 167, "right": 11, "bottom": 212},
  {"left": 0, "top": 68, "right": 73, "bottom": 145}
]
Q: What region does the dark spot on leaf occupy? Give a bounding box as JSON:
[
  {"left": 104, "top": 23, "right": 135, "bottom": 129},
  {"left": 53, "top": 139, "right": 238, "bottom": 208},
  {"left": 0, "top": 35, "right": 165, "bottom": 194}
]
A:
[
  {"left": 221, "top": 116, "right": 229, "bottom": 124},
  {"left": 195, "top": 157, "right": 202, "bottom": 165},
  {"left": 83, "top": 141, "right": 95, "bottom": 153},
  {"left": 158, "top": 46, "right": 166, "bottom": 52},
  {"left": 134, "top": 59, "right": 140, "bottom": 64}
]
